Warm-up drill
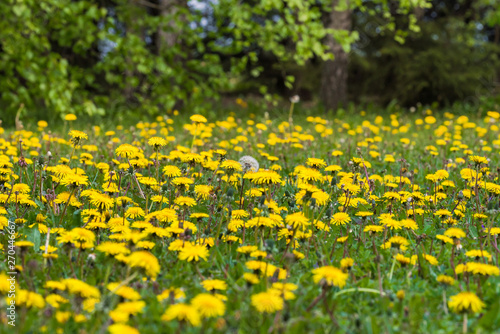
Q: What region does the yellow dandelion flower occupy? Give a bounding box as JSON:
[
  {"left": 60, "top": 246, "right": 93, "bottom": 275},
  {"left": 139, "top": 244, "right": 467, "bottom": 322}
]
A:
[
  {"left": 127, "top": 251, "right": 160, "bottom": 279},
  {"left": 191, "top": 293, "right": 225, "bottom": 318},
  {"left": 448, "top": 292, "right": 485, "bottom": 314},
  {"left": 178, "top": 244, "right": 209, "bottom": 262},
  {"left": 251, "top": 291, "right": 284, "bottom": 313},
  {"left": 162, "top": 303, "right": 201, "bottom": 326},
  {"left": 311, "top": 266, "right": 348, "bottom": 287}
]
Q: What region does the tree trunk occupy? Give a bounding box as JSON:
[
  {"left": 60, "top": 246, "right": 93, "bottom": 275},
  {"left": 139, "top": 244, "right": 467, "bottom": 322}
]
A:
[
  {"left": 320, "top": 0, "right": 352, "bottom": 111},
  {"left": 156, "top": 0, "right": 179, "bottom": 53}
]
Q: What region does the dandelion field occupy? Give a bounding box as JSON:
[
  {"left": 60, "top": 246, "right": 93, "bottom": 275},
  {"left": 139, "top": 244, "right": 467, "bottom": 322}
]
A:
[{"left": 1, "top": 109, "right": 500, "bottom": 333}]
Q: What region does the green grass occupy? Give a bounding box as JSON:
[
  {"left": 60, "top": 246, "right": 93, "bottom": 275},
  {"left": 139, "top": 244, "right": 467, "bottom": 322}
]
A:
[{"left": 1, "top": 107, "right": 500, "bottom": 333}]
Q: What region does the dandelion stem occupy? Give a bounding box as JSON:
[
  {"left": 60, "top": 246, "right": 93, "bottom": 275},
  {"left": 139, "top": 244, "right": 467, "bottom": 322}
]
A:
[
  {"left": 333, "top": 287, "right": 385, "bottom": 298},
  {"left": 42, "top": 228, "right": 51, "bottom": 269},
  {"left": 306, "top": 286, "right": 327, "bottom": 312},
  {"left": 126, "top": 158, "right": 145, "bottom": 199},
  {"left": 389, "top": 257, "right": 396, "bottom": 281},
  {"left": 442, "top": 290, "right": 448, "bottom": 315},
  {"left": 58, "top": 186, "right": 77, "bottom": 228}
]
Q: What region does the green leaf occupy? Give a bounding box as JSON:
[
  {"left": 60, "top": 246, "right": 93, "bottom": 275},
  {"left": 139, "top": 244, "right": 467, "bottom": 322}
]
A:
[{"left": 30, "top": 227, "right": 42, "bottom": 250}]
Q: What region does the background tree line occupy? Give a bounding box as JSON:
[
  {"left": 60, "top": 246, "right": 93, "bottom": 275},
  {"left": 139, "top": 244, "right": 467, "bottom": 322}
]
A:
[{"left": 1, "top": 0, "right": 499, "bottom": 125}]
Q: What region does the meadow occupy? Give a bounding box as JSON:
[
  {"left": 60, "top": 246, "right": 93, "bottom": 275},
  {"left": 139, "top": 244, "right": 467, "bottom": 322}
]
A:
[{"left": 1, "top": 107, "right": 500, "bottom": 333}]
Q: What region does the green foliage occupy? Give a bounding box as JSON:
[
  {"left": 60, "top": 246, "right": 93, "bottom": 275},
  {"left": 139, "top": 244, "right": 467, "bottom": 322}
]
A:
[
  {"left": 350, "top": 17, "right": 500, "bottom": 106},
  {"left": 0, "top": 0, "right": 339, "bottom": 125}
]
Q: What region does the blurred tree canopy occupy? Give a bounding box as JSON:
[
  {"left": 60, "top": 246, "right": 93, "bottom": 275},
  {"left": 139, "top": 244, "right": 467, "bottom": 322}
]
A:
[
  {"left": 348, "top": 0, "right": 500, "bottom": 107},
  {"left": 1, "top": 0, "right": 336, "bottom": 123},
  {"left": 0, "top": 0, "right": 498, "bottom": 124}
]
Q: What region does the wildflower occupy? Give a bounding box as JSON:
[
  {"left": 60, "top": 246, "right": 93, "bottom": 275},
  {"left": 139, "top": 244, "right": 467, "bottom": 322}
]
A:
[
  {"left": 162, "top": 303, "right": 201, "bottom": 326},
  {"left": 148, "top": 137, "right": 167, "bottom": 149},
  {"left": 243, "top": 273, "right": 260, "bottom": 284},
  {"left": 423, "top": 254, "right": 438, "bottom": 265},
  {"left": 202, "top": 279, "right": 227, "bottom": 291},
  {"left": 108, "top": 324, "right": 140, "bottom": 334},
  {"left": 90, "top": 193, "right": 114, "bottom": 212},
  {"left": 68, "top": 130, "right": 88, "bottom": 146},
  {"left": 434, "top": 209, "right": 452, "bottom": 218},
  {"left": 96, "top": 242, "right": 130, "bottom": 256},
  {"left": 63, "top": 278, "right": 101, "bottom": 299},
  {"left": 125, "top": 207, "right": 145, "bottom": 219},
  {"left": 394, "top": 254, "right": 411, "bottom": 265},
  {"left": 448, "top": 292, "right": 485, "bottom": 313},
  {"left": 444, "top": 227, "right": 466, "bottom": 239},
  {"left": 45, "top": 281, "right": 67, "bottom": 291},
  {"left": 356, "top": 211, "right": 373, "bottom": 217},
  {"left": 325, "top": 165, "right": 342, "bottom": 173},
  {"left": 285, "top": 212, "right": 310, "bottom": 229},
  {"left": 270, "top": 282, "right": 298, "bottom": 300},
  {"left": 190, "top": 114, "right": 207, "bottom": 123},
  {"left": 469, "top": 155, "right": 488, "bottom": 165},
  {"left": 337, "top": 236, "right": 348, "bottom": 243},
  {"left": 437, "top": 275, "right": 455, "bottom": 286},
  {"left": 8, "top": 290, "right": 45, "bottom": 308},
  {"left": 239, "top": 156, "right": 259, "bottom": 172},
  {"left": 60, "top": 173, "right": 89, "bottom": 187},
  {"left": 191, "top": 293, "right": 225, "bottom": 318},
  {"left": 340, "top": 258, "right": 354, "bottom": 270},
  {"left": 351, "top": 157, "right": 371, "bottom": 168},
  {"left": 107, "top": 282, "right": 141, "bottom": 300},
  {"left": 382, "top": 218, "right": 402, "bottom": 230},
  {"left": 237, "top": 245, "right": 258, "bottom": 254},
  {"left": 487, "top": 227, "right": 500, "bottom": 236},
  {"left": 306, "top": 158, "right": 327, "bottom": 169},
  {"left": 172, "top": 177, "right": 194, "bottom": 188},
  {"left": 14, "top": 241, "right": 34, "bottom": 248},
  {"left": 195, "top": 185, "right": 212, "bottom": 200},
  {"left": 465, "top": 250, "right": 491, "bottom": 261},
  {"left": 157, "top": 288, "right": 186, "bottom": 302},
  {"left": 69, "top": 228, "right": 96, "bottom": 249},
  {"left": 163, "top": 165, "right": 181, "bottom": 177},
  {"left": 331, "top": 212, "right": 351, "bottom": 226},
  {"left": 220, "top": 160, "right": 243, "bottom": 173},
  {"left": 388, "top": 236, "right": 409, "bottom": 247},
  {"left": 178, "top": 244, "right": 209, "bottom": 262},
  {"left": 464, "top": 262, "right": 499, "bottom": 276},
  {"left": 175, "top": 196, "right": 197, "bottom": 207},
  {"left": 436, "top": 234, "right": 454, "bottom": 244},
  {"left": 364, "top": 225, "right": 384, "bottom": 233},
  {"left": 115, "top": 144, "right": 140, "bottom": 158},
  {"left": 46, "top": 294, "right": 69, "bottom": 308},
  {"left": 383, "top": 192, "right": 400, "bottom": 201},
  {"left": 190, "top": 212, "right": 209, "bottom": 220},
  {"left": 251, "top": 291, "right": 284, "bottom": 313},
  {"left": 311, "top": 266, "right": 348, "bottom": 287},
  {"left": 111, "top": 301, "right": 146, "bottom": 321},
  {"left": 297, "top": 167, "right": 323, "bottom": 183},
  {"left": 127, "top": 251, "right": 160, "bottom": 279},
  {"left": 401, "top": 219, "right": 418, "bottom": 230},
  {"left": 245, "top": 170, "right": 282, "bottom": 185}
]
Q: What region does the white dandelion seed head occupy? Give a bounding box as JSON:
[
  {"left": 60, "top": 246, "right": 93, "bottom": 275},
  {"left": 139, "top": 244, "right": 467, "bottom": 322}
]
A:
[{"left": 239, "top": 155, "right": 259, "bottom": 173}]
